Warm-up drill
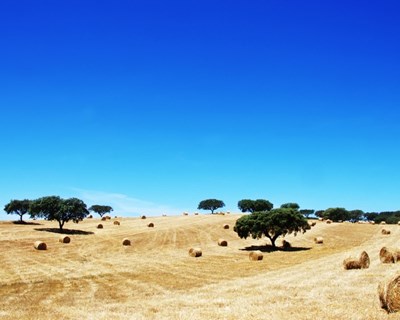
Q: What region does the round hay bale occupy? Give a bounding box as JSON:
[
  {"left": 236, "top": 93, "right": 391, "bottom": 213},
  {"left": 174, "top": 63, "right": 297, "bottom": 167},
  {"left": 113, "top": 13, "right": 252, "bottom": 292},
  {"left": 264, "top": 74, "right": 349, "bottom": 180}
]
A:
[
  {"left": 359, "top": 251, "right": 370, "bottom": 268},
  {"left": 381, "top": 221, "right": 387, "bottom": 225},
  {"left": 309, "top": 221, "right": 317, "bottom": 227},
  {"left": 87, "top": 214, "right": 93, "bottom": 219},
  {"left": 101, "top": 216, "right": 107, "bottom": 221},
  {"left": 249, "top": 251, "right": 263, "bottom": 261},
  {"left": 122, "top": 238, "right": 131, "bottom": 246},
  {"left": 218, "top": 239, "right": 228, "bottom": 246},
  {"left": 282, "top": 239, "right": 291, "bottom": 249},
  {"left": 59, "top": 236, "right": 71, "bottom": 244},
  {"left": 183, "top": 212, "right": 189, "bottom": 216},
  {"left": 314, "top": 237, "right": 324, "bottom": 244},
  {"left": 97, "top": 224, "right": 103, "bottom": 229},
  {"left": 378, "top": 274, "right": 400, "bottom": 313},
  {"left": 318, "top": 217, "right": 323, "bottom": 221},
  {"left": 194, "top": 212, "right": 199, "bottom": 215},
  {"left": 34, "top": 241, "right": 47, "bottom": 250},
  {"left": 147, "top": 222, "right": 154, "bottom": 228},
  {"left": 343, "top": 258, "right": 362, "bottom": 270},
  {"left": 223, "top": 224, "right": 229, "bottom": 229},
  {"left": 326, "top": 219, "right": 332, "bottom": 224},
  {"left": 141, "top": 215, "right": 146, "bottom": 219},
  {"left": 189, "top": 247, "right": 202, "bottom": 257},
  {"left": 398, "top": 221, "right": 400, "bottom": 226},
  {"left": 382, "top": 229, "right": 391, "bottom": 235},
  {"left": 226, "top": 211, "right": 230, "bottom": 214},
  {"left": 380, "top": 247, "right": 396, "bottom": 264},
  {"left": 113, "top": 221, "right": 120, "bottom": 225}
]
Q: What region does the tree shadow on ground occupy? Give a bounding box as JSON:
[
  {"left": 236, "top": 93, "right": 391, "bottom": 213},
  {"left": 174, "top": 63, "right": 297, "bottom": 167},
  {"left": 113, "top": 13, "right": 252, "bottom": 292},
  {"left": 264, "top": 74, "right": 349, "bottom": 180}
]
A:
[
  {"left": 12, "top": 221, "right": 42, "bottom": 226},
  {"left": 240, "top": 244, "right": 311, "bottom": 253},
  {"left": 34, "top": 228, "right": 94, "bottom": 235}
]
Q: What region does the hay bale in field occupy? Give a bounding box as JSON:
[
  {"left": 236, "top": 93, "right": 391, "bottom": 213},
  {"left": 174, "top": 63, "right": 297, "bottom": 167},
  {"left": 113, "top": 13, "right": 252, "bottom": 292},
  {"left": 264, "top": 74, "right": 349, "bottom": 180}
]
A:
[
  {"left": 105, "top": 215, "right": 111, "bottom": 220},
  {"left": 97, "top": 224, "right": 103, "bottom": 229},
  {"left": 183, "top": 212, "right": 189, "bottom": 216},
  {"left": 189, "top": 247, "right": 202, "bottom": 257},
  {"left": 309, "top": 221, "right": 316, "bottom": 227},
  {"left": 343, "top": 251, "right": 370, "bottom": 270},
  {"left": 326, "top": 219, "right": 332, "bottom": 224},
  {"left": 249, "top": 251, "right": 263, "bottom": 261},
  {"left": 141, "top": 215, "right": 146, "bottom": 219},
  {"left": 122, "top": 238, "right": 131, "bottom": 246},
  {"left": 194, "top": 212, "right": 199, "bottom": 215},
  {"left": 318, "top": 217, "right": 323, "bottom": 221},
  {"left": 314, "top": 236, "right": 324, "bottom": 244},
  {"left": 378, "top": 274, "right": 400, "bottom": 313},
  {"left": 226, "top": 211, "right": 230, "bottom": 214},
  {"left": 101, "top": 216, "right": 107, "bottom": 221},
  {"left": 282, "top": 239, "right": 291, "bottom": 249},
  {"left": 223, "top": 224, "right": 229, "bottom": 229},
  {"left": 382, "top": 229, "right": 391, "bottom": 235},
  {"left": 87, "top": 214, "right": 93, "bottom": 219},
  {"left": 370, "top": 221, "right": 375, "bottom": 224},
  {"left": 381, "top": 221, "right": 387, "bottom": 225},
  {"left": 147, "top": 222, "right": 154, "bottom": 228},
  {"left": 113, "top": 221, "right": 120, "bottom": 225},
  {"left": 218, "top": 239, "right": 228, "bottom": 246},
  {"left": 59, "top": 236, "right": 71, "bottom": 244},
  {"left": 380, "top": 247, "right": 396, "bottom": 264},
  {"left": 34, "top": 241, "right": 47, "bottom": 250}
]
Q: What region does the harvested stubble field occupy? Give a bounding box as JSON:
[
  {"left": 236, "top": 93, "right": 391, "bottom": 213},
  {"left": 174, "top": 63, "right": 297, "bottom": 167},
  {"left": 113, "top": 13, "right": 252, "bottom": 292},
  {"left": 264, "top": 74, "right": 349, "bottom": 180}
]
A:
[{"left": 0, "top": 215, "right": 398, "bottom": 319}]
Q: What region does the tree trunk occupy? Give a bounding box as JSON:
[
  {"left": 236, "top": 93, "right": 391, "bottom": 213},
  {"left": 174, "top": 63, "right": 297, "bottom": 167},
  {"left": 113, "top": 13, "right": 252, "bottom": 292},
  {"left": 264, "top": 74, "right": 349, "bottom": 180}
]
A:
[
  {"left": 58, "top": 220, "right": 65, "bottom": 230},
  {"left": 19, "top": 214, "right": 23, "bottom": 222}
]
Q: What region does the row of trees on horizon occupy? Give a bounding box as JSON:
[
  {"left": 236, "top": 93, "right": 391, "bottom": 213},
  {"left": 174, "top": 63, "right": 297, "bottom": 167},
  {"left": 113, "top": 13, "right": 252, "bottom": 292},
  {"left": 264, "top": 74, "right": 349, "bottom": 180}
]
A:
[{"left": 3, "top": 196, "right": 400, "bottom": 232}]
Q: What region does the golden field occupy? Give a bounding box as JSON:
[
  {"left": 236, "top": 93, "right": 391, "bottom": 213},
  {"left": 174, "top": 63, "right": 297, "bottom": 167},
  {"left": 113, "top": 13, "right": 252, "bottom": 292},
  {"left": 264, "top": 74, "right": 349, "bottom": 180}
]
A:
[{"left": 0, "top": 214, "right": 399, "bottom": 319}]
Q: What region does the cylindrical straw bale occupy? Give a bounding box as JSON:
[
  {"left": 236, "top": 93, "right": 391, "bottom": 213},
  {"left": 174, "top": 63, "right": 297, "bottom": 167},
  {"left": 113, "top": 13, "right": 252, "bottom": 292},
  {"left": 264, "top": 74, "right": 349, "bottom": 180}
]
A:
[
  {"left": 223, "top": 224, "right": 229, "bottom": 229},
  {"left": 34, "top": 241, "right": 47, "bottom": 250},
  {"left": 218, "top": 239, "right": 228, "bottom": 246},
  {"left": 113, "top": 221, "right": 120, "bottom": 225},
  {"left": 359, "top": 251, "right": 370, "bottom": 268},
  {"left": 249, "top": 251, "right": 263, "bottom": 261},
  {"left": 189, "top": 247, "right": 202, "bottom": 257},
  {"left": 314, "top": 237, "right": 324, "bottom": 244},
  {"left": 141, "top": 215, "right": 146, "bottom": 219},
  {"left": 59, "top": 236, "right": 71, "bottom": 244},
  {"left": 97, "top": 224, "right": 103, "bottom": 229},
  {"left": 282, "top": 239, "right": 291, "bottom": 249},
  {"left": 122, "top": 238, "right": 131, "bottom": 246},
  {"left": 382, "top": 229, "right": 391, "bottom": 235},
  {"left": 380, "top": 247, "right": 396, "bottom": 264},
  {"left": 147, "top": 222, "right": 154, "bottom": 228},
  {"left": 101, "top": 216, "right": 107, "bottom": 221},
  {"left": 379, "top": 274, "right": 400, "bottom": 313}
]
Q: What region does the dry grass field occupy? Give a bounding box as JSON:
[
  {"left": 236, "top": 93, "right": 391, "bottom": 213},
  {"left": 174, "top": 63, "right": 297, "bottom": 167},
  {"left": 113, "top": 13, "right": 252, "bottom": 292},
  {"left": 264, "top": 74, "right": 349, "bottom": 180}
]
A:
[{"left": 0, "top": 214, "right": 399, "bottom": 319}]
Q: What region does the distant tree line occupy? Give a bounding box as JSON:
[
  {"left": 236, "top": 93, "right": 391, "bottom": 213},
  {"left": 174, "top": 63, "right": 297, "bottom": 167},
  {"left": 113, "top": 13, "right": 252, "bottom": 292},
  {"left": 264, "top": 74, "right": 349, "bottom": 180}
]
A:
[{"left": 3, "top": 197, "right": 113, "bottom": 230}]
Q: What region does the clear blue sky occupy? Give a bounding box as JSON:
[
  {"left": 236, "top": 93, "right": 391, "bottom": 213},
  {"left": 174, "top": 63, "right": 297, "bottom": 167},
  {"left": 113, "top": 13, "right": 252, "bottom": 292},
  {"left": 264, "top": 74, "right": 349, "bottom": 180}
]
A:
[{"left": 1, "top": 1, "right": 399, "bottom": 218}]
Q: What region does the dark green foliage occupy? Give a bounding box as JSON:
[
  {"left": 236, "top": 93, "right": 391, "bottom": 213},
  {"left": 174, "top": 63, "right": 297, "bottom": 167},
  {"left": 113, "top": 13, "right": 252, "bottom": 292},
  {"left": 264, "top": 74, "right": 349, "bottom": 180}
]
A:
[
  {"left": 4, "top": 199, "right": 32, "bottom": 222},
  {"left": 322, "top": 207, "right": 349, "bottom": 222},
  {"left": 280, "top": 203, "right": 300, "bottom": 210},
  {"left": 299, "top": 209, "right": 314, "bottom": 218},
  {"left": 364, "top": 212, "right": 379, "bottom": 221},
  {"left": 197, "top": 199, "right": 225, "bottom": 214},
  {"left": 238, "top": 199, "right": 273, "bottom": 213},
  {"left": 234, "top": 208, "right": 310, "bottom": 248},
  {"left": 314, "top": 210, "right": 325, "bottom": 218},
  {"left": 88, "top": 205, "right": 113, "bottom": 217},
  {"left": 30, "top": 196, "right": 89, "bottom": 230},
  {"left": 374, "top": 211, "right": 400, "bottom": 224},
  {"left": 348, "top": 210, "right": 364, "bottom": 222}
]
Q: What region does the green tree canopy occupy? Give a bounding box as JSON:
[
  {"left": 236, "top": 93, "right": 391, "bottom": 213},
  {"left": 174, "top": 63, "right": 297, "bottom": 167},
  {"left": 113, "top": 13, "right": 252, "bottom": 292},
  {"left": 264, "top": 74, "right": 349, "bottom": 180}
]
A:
[
  {"left": 88, "top": 205, "right": 113, "bottom": 217},
  {"left": 234, "top": 208, "right": 310, "bottom": 248},
  {"left": 299, "top": 209, "right": 315, "bottom": 218},
  {"left": 280, "top": 203, "right": 300, "bottom": 210},
  {"left": 30, "top": 196, "right": 89, "bottom": 230},
  {"left": 197, "top": 199, "right": 225, "bottom": 214},
  {"left": 4, "top": 199, "right": 32, "bottom": 222},
  {"left": 238, "top": 199, "right": 273, "bottom": 213},
  {"left": 323, "top": 207, "right": 349, "bottom": 222}
]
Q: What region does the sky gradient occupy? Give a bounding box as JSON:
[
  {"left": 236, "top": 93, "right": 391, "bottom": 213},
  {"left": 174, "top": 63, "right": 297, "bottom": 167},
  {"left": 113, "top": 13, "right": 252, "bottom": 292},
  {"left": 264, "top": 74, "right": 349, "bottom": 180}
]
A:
[{"left": 1, "top": 1, "right": 399, "bottom": 219}]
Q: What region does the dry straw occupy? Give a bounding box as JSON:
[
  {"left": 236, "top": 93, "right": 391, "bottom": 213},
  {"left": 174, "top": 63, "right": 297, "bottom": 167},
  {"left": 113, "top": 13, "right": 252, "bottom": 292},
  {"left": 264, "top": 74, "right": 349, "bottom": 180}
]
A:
[
  {"left": 101, "top": 217, "right": 107, "bottom": 221},
  {"left": 282, "top": 239, "right": 291, "bottom": 249},
  {"left": 343, "top": 251, "right": 370, "bottom": 270},
  {"left": 223, "top": 224, "right": 229, "bottom": 229},
  {"left": 379, "top": 247, "right": 397, "bottom": 263},
  {"left": 97, "top": 224, "right": 103, "bottom": 229},
  {"left": 309, "top": 221, "right": 317, "bottom": 227},
  {"left": 326, "top": 219, "right": 332, "bottom": 224},
  {"left": 87, "top": 214, "right": 93, "bottom": 219},
  {"left": 34, "top": 241, "right": 47, "bottom": 250},
  {"left": 147, "top": 222, "right": 154, "bottom": 228},
  {"left": 249, "top": 251, "right": 263, "bottom": 261},
  {"left": 189, "top": 247, "right": 202, "bottom": 257},
  {"left": 59, "top": 236, "right": 71, "bottom": 244},
  {"left": 113, "top": 221, "right": 120, "bottom": 225},
  {"left": 378, "top": 274, "right": 400, "bottom": 313},
  {"left": 218, "top": 239, "right": 228, "bottom": 246},
  {"left": 381, "top": 221, "right": 387, "bottom": 225},
  {"left": 314, "top": 237, "right": 324, "bottom": 244},
  {"left": 141, "top": 215, "right": 146, "bottom": 219},
  {"left": 382, "top": 229, "right": 391, "bottom": 235},
  {"left": 122, "top": 238, "right": 131, "bottom": 246},
  {"left": 183, "top": 212, "right": 189, "bottom": 216}
]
